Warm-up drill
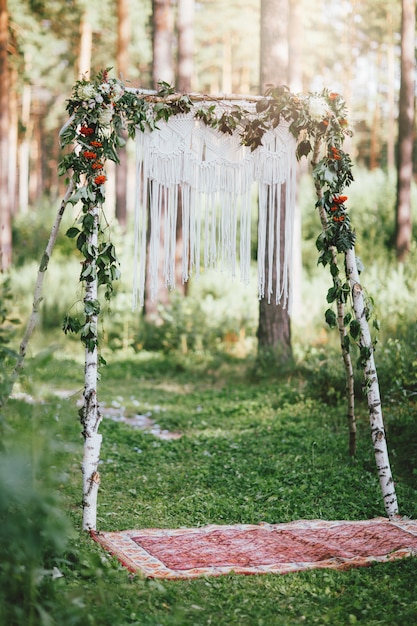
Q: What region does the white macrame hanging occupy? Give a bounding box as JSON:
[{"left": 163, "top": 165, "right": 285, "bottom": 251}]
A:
[{"left": 132, "top": 104, "right": 297, "bottom": 310}]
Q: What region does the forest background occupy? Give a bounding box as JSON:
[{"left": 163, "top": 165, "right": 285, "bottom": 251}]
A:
[
  {"left": 1, "top": 1, "right": 417, "bottom": 625},
  {"left": 1, "top": 0, "right": 416, "bottom": 358}
]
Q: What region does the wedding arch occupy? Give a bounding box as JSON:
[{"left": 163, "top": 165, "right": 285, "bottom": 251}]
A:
[{"left": 53, "top": 71, "right": 399, "bottom": 531}]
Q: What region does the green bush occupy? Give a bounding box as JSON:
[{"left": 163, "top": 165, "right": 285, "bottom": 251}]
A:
[
  {"left": 300, "top": 167, "right": 417, "bottom": 272},
  {"left": 0, "top": 276, "right": 19, "bottom": 412},
  {"left": 12, "top": 203, "right": 78, "bottom": 267},
  {"left": 0, "top": 446, "right": 75, "bottom": 626},
  {"left": 134, "top": 272, "right": 258, "bottom": 355},
  {"left": 376, "top": 324, "right": 417, "bottom": 403}
]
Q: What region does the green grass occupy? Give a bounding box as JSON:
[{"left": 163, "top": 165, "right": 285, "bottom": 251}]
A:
[{"left": 2, "top": 351, "right": 417, "bottom": 625}]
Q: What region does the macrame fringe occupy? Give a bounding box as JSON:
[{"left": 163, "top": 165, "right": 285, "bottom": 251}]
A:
[{"left": 132, "top": 109, "right": 296, "bottom": 311}]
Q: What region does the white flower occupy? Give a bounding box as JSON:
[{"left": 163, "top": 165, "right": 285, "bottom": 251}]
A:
[
  {"left": 308, "top": 96, "right": 329, "bottom": 123},
  {"left": 95, "top": 94, "right": 104, "bottom": 104},
  {"left": 76, "top": 83, "right": 96, "bottom": 101},
  {"left": 98, "top": 106, "right": 113, "bottom": 126},
  {"left": 99, "top": 82, "right": 111, "bottom": 94},
  {"left": 110, "top": 82, "right": 124, "bottom": 102}
]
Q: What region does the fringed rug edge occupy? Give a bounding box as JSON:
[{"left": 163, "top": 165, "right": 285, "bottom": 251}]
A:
[{"left": 90, "top": 518, "right": 417, "bottom": 580}]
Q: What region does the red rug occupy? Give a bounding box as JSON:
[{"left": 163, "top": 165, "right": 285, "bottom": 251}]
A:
[{"left": 92, "top": 517, "right": 417, "bottom": 579}]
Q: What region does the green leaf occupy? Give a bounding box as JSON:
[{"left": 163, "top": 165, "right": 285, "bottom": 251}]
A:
[
  {"left": 68, "top": 186, "right": 89, "bottom": 205},
  {"left": 256, "top": 98, "right": 270, "bottom": 113},
  {"left": 58, "top": 160, "right": 70, "bottom": 177},
  {"left": 296, "top": 140, "right": 312, "bottom": 159},
  {"left": 62, "top": 315, "right": 82, "bottom": 335},
  {"left": 330, "top": 262, "right": 339, "bottom": 277},
  {"left": 82, "top": 212, "right": 95, "bottom": 232},
  {"left": 84, "top": 299, "right": 101, "bottom": 316},
  {"left": 349, "top": 319, "right": 361, "bottom": 340},
  {"left": 80, "top": 264, "right": 96, "bottom": 281},
  {"left": 317, "top": 249, "right": 333, "bottom": 267},
  {"left": 325, "top": 308, "right": 337, "bottom": 328},
  {"left": 66, "top": 227, "right": 80, "bottom": 239},
  {"left": 76, "top": 232, "right": 87, "bottom": 252},
  {"left": 316, "top": 232, "right": 326, "bottom": 252},
  {"left": 340, "top": 282, "right": 350, "bottom": 304},
  {"left": 111, "top": 266, "right": 121, "bottom": 281},
  {"left": 343, "top": 312, "right": 352, "bottom": 326},
  {"left": 324, "top": 168, "right": 338, "bottom": 185},
  {"left": 342, "top": 335, "right": 351, "bottom": 353},
  {"left": 358, "top": 345, "right": 372, "bottom": 368},
  {"left": 326, "top": 286, "right": 338, "bottom": 303}
]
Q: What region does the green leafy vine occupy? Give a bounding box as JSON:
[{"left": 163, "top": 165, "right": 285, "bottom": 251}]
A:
[{"left": 59, "top": 70, "right": 374, "bottom": 366}]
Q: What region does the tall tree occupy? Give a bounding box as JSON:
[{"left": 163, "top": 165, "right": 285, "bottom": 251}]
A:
[
  {"left": 78, "top": 12, "right": 92, "bottom": 77},
  {"left": 175, "top": 0, "right": 194, "bottom": 297},
  {"left": 145, "top": 0, "right": 175, "bottom": 317},
  {"left": 260, "top": 0, "right": 288, "bottom": 91},
  {"left": 0, "top": 0, "right": 11, "bottom": 269},
  {"left": 115, "top": 0, "right": 130, "bottom": 230},
  {"left": 386, "top": 11, "right": 396, "bottom": 172},
  {"left": 395, "top": 0, "right": 415, "bottom": 262},
  {"left": 288, "top": 0, "right": 303, "bottom": 318},
  {"left": 258, "top": 0, "right": 292, "bottom": 365},
  {"left": 177, "top": 0, "right": 194, "bottom": 92},
  {"left": 152, "top": 0, "right": 174, "bottom": 87}
]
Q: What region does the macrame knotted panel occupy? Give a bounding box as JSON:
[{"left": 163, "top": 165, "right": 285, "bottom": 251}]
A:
[{"left": 132, "top": 108, "right": 297, "bottom": 310}]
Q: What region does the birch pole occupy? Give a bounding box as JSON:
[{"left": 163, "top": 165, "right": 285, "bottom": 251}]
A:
[
  {"left": 0, "top": 181, "right": 74, "bottom": 408},
  {"left": 79, "top": 203, "right": 102, "bottom": 531},
  {"left": 312, "top": 139, "right": 356, "bottom": 456},
  {"left": 345, "top": 248, "right": 398, "bottom": 519}
]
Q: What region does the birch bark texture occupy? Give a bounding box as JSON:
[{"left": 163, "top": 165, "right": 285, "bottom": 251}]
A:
[
  {"left": 80, "top": 204, "right": 102, "bottom": 531},
  {"left": 345, "top": 248, "right": 398, "bottom": 519}
]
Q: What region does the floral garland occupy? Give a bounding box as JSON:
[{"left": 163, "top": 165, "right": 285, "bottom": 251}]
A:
[{"left": 59, "top": 70, "right": 363, "bottom": 357}]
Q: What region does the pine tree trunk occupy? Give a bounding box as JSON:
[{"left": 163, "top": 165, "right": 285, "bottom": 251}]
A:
[
  {"left": 345, "top": 248, "right": 398, "bottom": 519},
  {"left": 8, "top": 64, "right": 18, "bottom": 215},
  {"left": 386, "top": 13, "right": 396, "bottom": 171},
  {"left": 257, "top": 185, "right": 292, "bottom": 365},
  {"left": 0, "top": 0, "right": 11, "bottom": 269},
  {"left": 288, "top": 0, "right": 303, "bottom": 318},
  {"left": 369, "top": 99, "right": 381, "bottom": 170},
  {"left": 288, "top": 0, "right": 303, "bottom": 93},
  {"left": 152, "top": 0, "right": 174, "bottom": 87},
  {"left": 260, "top": 0, "right": 288, "bottom": 91},
  {"left": 78, "top": 13, "right": 92, "bottom": 77},
  {"left": 258, "top": 0, "right": 292, "bottom": 366},
  {"left": 19, "top": 80, "right": 32, "bottom": 214},
  {"left": 145, "top": 0, "right": 175, "bottom": 318},
  {"left": 29, "top": 102, "right": 44, "bottom": 206},
  {"left": 115, "top": 0, "right": 130, "bottom": 230},
  {"left": 177, "top": 0, "right": 194, "bottom": 92},
  {"left": 395, "top": 0, "right": 415, "bottom": 262}
]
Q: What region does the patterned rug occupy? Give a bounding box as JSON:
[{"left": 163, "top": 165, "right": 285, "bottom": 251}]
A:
[{"left": 91, "top": 517, "right": 417, "bottom": 580}]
